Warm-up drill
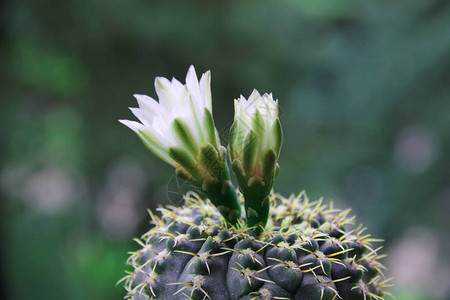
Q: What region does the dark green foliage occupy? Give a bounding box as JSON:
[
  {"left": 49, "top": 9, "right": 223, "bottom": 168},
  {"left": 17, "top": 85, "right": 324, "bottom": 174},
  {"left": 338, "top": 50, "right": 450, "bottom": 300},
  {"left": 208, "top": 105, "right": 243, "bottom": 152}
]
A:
[{"left": 123, "top": 192, "right": 388, "bottom": 299}]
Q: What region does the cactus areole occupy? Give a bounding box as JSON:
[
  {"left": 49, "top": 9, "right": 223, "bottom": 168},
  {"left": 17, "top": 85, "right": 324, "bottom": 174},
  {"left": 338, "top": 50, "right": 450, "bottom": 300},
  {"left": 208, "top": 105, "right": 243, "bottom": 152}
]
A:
[{"left": 119, "top": 66, "right": 391, "bottom": 299}]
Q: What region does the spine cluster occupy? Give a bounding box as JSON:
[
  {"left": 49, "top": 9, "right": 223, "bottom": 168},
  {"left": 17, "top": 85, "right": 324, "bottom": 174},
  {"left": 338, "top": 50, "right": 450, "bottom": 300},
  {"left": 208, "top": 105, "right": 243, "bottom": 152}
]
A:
[{"left": 121, "top": 192, "right": 391, "bottom": 300}]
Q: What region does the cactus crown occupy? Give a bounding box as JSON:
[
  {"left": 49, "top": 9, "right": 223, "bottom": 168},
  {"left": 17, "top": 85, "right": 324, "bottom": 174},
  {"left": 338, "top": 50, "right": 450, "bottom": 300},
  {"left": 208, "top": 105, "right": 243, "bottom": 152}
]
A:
[{"left": 120, "top": 66, "right": 283, "bottom": 233}]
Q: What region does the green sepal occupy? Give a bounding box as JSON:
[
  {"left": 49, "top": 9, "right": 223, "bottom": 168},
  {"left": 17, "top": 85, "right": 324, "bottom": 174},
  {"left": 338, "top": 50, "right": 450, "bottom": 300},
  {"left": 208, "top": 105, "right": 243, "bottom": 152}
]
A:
[
  {"left": 137, "top": 129, "right": 173, "bottom": 165},
  {"left": 218, "top": 145, "right": 232, "bottom": 182},
  {"left": 172, "top": 118, "right": 198, "bottom": 156},
  {"left": 221, "top": 180, "right": 241, "bottom": 225},
  {"left": 197, "top": 143, "right": 222, "bottom": 178},
  {"left": 217, "top": 145, "right": 228, "bottom": 163},
  {"left": 188, "top": 96, "right": 205, "bottom": 143},
  {"left": 261, "top": 149, "right": 277, "bottom": 190},
  {"left": 203, "top": 108, "right": 217, "bottom": 145},
  {"left": 243, "top": 130, "right": 259, "bottom": 176},
  {"left": 201, "top": 174, "right": 219, "bottom": 192},
  {"left": 231, "top": 158, "right": 246, "bottom": 191},
  {"left": 272, "top": 118, "right": 283, "bottom": 156},
  {"left": 251, "top": 109, "right": 265, "bottom": 140},
  {"left": 175, "top": 167, "right": 193, "bottom": 182},
  {"left": 247, "top": 175, "right": 264, "bottom": 188},
  {"left": 228, "top": 121, "right": 239, "bottom": 158},
  {"left": 168, "top": 147, "right": 202, "bottom": 184}
]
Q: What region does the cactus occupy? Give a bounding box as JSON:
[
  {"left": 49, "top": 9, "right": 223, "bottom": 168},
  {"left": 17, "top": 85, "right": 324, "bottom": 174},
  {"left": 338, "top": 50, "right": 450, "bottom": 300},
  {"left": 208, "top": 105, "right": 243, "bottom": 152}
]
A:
[{"left": 119, "top": 66, "right": 391, "bottom": 299}]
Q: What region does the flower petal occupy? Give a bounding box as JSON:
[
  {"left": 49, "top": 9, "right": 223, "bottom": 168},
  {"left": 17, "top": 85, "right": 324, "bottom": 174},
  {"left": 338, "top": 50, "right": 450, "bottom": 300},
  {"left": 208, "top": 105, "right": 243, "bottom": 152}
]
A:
[
  {"left": 134, "top": 94, "right": 161, "bottom": 116},
  {"left": 129, "top": 108, "right": 151, "bottom": 126},
  {"left": 185, "top": 65, "right": 204, "bottom": 108},
  {"left": 155, "top": 77, "right": 181, "bottom": 110},
  {"left": 121, "top": 66, "right": 220, "bottom": 174},
  {"left": 199, "top": 70, "right": 212, "bottom": 111},
  {"left": 119, "top": 119, "right": 143, "bottom": 133}
]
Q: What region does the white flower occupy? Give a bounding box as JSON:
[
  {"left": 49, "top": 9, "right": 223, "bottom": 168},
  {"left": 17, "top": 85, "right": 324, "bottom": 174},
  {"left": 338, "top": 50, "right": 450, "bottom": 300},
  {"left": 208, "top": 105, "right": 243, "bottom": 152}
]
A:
[
  {"left": 120, "top": 66, "right": 242, "bottom": 224},
  {"left": 119, "top": 66, "right": 219, "bottom": 174},
  {"left": 229, "top": 90, "right": 282, "bottom": 180},
  {"left": 234, "top": 90, "right": 279, "bottom": 132}
]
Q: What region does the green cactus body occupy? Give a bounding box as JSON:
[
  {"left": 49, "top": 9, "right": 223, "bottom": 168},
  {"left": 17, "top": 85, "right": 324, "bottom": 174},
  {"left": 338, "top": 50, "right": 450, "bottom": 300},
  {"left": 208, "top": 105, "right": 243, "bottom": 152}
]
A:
[{"left": 122, "top": 192, "right": 388, "bottom": 300}]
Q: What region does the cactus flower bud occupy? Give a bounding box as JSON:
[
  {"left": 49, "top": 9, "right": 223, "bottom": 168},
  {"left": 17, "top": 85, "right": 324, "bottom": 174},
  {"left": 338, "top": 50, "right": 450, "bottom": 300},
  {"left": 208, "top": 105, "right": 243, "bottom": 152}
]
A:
[{"left": 229, "top": 90, "right": 283, "bottom": 231}]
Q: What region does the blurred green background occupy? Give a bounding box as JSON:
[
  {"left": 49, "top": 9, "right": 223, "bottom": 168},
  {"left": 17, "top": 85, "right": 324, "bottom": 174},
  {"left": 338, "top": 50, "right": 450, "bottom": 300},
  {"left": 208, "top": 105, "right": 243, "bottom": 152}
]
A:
[{"left": 1, "top": 0, "right": 449, "bottom": 299}]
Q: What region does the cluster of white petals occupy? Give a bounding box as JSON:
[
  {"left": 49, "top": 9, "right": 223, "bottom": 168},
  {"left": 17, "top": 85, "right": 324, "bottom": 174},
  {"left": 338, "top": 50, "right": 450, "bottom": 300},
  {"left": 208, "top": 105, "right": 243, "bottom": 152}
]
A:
[
  {"left": 231, "top": 90, "right": 281, "bottom": 162},
  {"left": 120, "top": 66, "right": 215, "bottom": 167},
  {"left": 234, "top": 90, "right": 279, "bottom": 128}
]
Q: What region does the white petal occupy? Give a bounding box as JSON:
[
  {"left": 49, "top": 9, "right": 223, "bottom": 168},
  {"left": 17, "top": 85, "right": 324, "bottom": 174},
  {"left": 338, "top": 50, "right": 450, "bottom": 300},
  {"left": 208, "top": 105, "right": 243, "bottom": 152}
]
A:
[
  {"left": 262, "top": 93, "right": 277, "bottom": 122},
  {"left": 171, "top": 77, "right": 184, "bottom": 91},
  {"left": 199, "top": 70, "right": 212, "bottom": 111},
  {"left": 122, "top": 66, "right": 221, "bottom": 166},
  {"left": 155, "top": 77, "right": 179, "bottom": 110},
  {"left": 151, "top": 116, "right": 176, "bottom": 144},
  {"left": 119, "top": 119, "right": 143, "bottom": 133},
  {"left": 248, "top": 89, "right": 261, "bottom": 104},
  {"left": 129, "top": 107, "right": 152, "bottom": 126},
  {"left": 185, "top": 65, "right": 204, "bottom": 108},
  {"left": 134, "top": 94, "right": 161, "bottom": 116}
]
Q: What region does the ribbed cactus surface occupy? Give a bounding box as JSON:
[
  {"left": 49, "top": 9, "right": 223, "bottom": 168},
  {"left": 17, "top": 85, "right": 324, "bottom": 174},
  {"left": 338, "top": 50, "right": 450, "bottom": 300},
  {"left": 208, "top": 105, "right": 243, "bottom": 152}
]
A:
[{"left": 123, "top": 192, "right": 388, "bottom": 300}]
